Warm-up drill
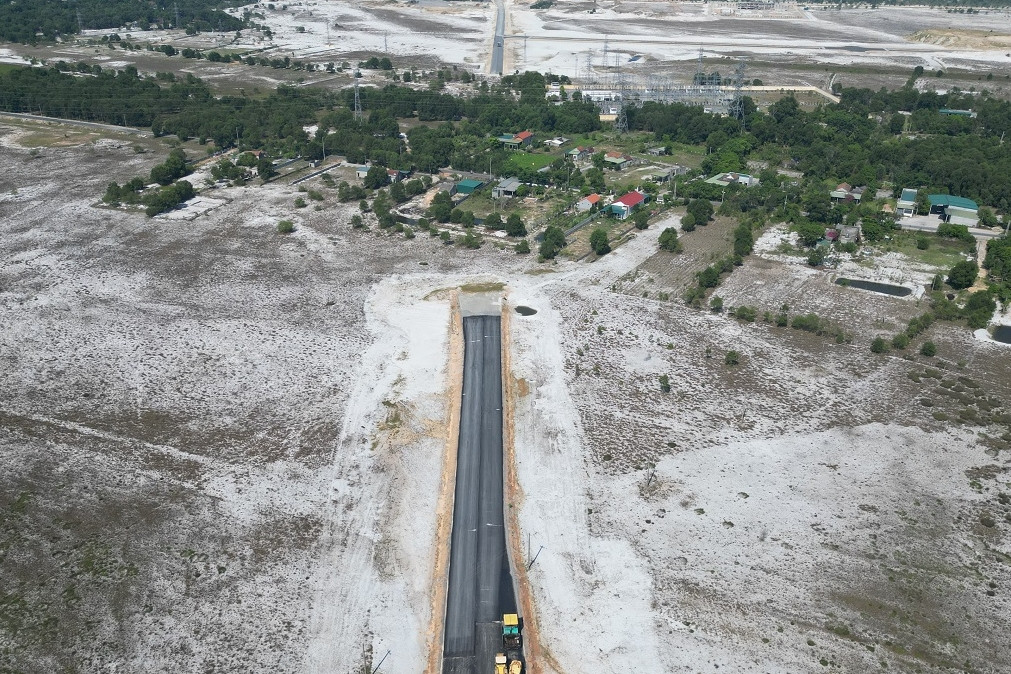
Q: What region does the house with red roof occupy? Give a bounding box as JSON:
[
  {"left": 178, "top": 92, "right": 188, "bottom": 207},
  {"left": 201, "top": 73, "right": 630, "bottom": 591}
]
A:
[
  {"left": 610, "top": 190, "right": 647, "bottom": 219},
  {"left": 576, "top": 193, "right": 602, "bottom": 212},
  {"left": 498, "top": 130, "right": 534, "bottom": 150}
]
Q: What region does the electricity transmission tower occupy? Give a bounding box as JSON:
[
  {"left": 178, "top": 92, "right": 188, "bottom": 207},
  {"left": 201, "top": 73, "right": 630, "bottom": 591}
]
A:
[
  {"left": 729, "top": 59, "right": 747, "bottom": 119},
  {"left": 353, "top": 77, "right": 363, "bottom": 122}
]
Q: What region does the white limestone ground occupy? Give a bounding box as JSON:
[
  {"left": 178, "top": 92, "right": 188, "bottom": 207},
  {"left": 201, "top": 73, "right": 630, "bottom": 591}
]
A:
[
  {"left": 2, "top": 125, "right": 1010, "bottom": 674},
  {"left": 505, "top": 1, "right": 1011, "bottom": 80}
]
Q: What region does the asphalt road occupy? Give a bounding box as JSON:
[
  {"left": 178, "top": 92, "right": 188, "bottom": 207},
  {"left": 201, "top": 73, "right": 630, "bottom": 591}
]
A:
[
  {"left": 0, "top": 111, "right": 148, "bottom": 136},
  {"left": 898, "top": 217, "right": 1004, "bottom": 239},
  {"left": 443, "top": 314, "right": 517, "bottom": 674},
  {"left": 491, "top": 0, "right": 505, "bottom": 75}
]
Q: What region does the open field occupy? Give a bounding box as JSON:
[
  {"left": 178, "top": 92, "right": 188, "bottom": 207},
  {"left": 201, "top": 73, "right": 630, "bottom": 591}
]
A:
[
  {"left": 3, "top": 117, "right": 1010, "bottom": 672},
  {"left": 3, "top": 3, "right": 1011, "bottom": 672}
]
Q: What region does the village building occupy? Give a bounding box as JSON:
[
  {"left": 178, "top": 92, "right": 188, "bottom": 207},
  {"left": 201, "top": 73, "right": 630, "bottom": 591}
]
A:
[
  {"left": 929, "top": 194, "right": 979, "bottom": 226},
  {"left": 566, "top": 146, "right": 593, "bottom": 161},
  {"left": 705, "top": 172, "right": 760, "bottom": 187},
  {"left": 492, "top": 177, "right": 522, "bottom": 199},
  {"left": 604, "top": 151, "right": 634, "bottom": 170},
  {"left": 830, "top": 182, "right": 866, "bottom": 203},
  {"left": 610, "top": 190, "right": 647, "bottom": 220},
  {"left": 455, "top": 179, "right": 484, "bottom": 195},
  {"left": 896, "top": 188, "right": 918, "bottom": 217},
  {"left": 576, "top": 193, "right": 602, "bottom": 212},
  {"left": 498, "top": 130, "right": 534, "bottom": 150}
]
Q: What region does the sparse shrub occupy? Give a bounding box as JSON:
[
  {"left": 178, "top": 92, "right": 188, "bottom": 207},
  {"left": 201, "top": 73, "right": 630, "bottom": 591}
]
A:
[
  {"left": 920, "top": 341, "right": 936, "bottom": 357},
  {"left": 277, "top": 219, "right": 295, "bottom": 234},
  {"left": 294, "top": 196, "right": 307, "bottom": 208},
  {"left": 891, "top": 333, "right": 910, "bottom": 350},
  {"left": 732, "top": 305, "right": 757, "bottom": 322},
  {"left": 515, "top": 239, "right": 531, "bottom": 254},
  {"left": 725, "top": 350, "right": 740, "bottom": 366},
  {"left": 350, "top": 214, "right": 365, "bottom": 229},
  {"left": 709, "top": 296, "right": 724, "bottom": 313},
  {"left": 659, "top": 374, "right": 671, "bottom": 393},
  {"left": 871, "top": 336, "right": 888, "bottom": 353}
]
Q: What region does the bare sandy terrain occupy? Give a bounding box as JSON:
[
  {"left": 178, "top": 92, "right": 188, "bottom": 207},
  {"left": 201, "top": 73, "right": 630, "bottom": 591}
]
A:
[{"left": 2, "top": 91, "right": 1011, "bottom": 674}]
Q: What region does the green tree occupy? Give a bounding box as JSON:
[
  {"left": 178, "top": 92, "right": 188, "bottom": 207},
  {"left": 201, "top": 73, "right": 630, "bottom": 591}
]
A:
[
  {"left": 427, "top": 190, "right": 454, "bottom": 222},
  {"left": 658, "top": 227, "right": 681, "bottom": 252},
  {"left": 947, "top": 260, "right": 978, "bottom": 289},
  {"left": 515, "top": 239, "right": 530, "bottom": 254},
  {"left": 539, "top": 225, "right": 567, "bottom": 259},
  {"left": 505, "top": 213, "right": 527, "bottom": 237},
  {"left": 680, "top": 213, "right": 696, "bottom": 232},
  {"left": 389, "top": 180, "right": 407, "bottom": 203},
  {"left": 483, "top": 212, "right": 503, "bottom": 230},
  {"left": 709, "top": 296, "right": 724, "bottom": 313},
  {"left": 632, "top": 210, "right": 650, "bottom": 230},
  {"left": 807, "top": 246, "right": 826, "bottom": 267},
  {"left": 350, "top": 214, "right": 365, "bottom": 229},
  {"left": 364, "top": 165, "right": 389, "bottom": 189},
  {"left": 687, "top": 199, "right": 714, "bottom": 225},
  {"left": 257, "top": 157, "right": 277, "bottom": 182},
  {"left": 589, "top": 228, "right": 611, "bottom": 256},
  {"left": 870, "top": 336, "right": 888, "bottom": 353},
  {"left": 978, "top": 206, "right": 998, "bottom": 228},
  {"left": 920, "top": 341, "right": 936, "bottom": 357}
]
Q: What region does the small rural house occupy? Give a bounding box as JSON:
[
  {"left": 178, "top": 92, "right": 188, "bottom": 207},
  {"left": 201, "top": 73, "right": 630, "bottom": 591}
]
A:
[
  {"left": 355, "top": 165, "right": 371, "bottom": 180},
  {"left": 543, "top": 136, "right": 569, "bottom": 147},
  {"left": 566, "top": 146, "right": 593, "bottom": 161},
  {"left": 896, "top": 188, "right": 918, "bottom": 217},
  {"left": 492, "top": 177, "right": 522, "bottom": 199},
  {"left": 576, "top": 193, "right": 602, "bottom": 212},
  {"left": 610, "top": 190, "right": 647, "bottom": 220},
  {"left": 604, "top": 151, "right": 634, "bottom": 170},
  {"left": 705, "top": 172, "right": 759, "bottom": 187},
  {"left": 830, "top": 183, "right": 866, "bottom": 203},
  {"left": 498, "top": 131, "right": 534, "bottom": 150},
  {"left": 929, "top": 194, "right": 978, "bottom": 226},
  {"left": 646, "top": 146, "right": 668, "bottom": 156}
]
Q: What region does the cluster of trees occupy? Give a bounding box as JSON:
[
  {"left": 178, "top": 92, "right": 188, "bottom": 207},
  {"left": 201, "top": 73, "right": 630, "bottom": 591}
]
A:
[
  {"left": 0, "top": 0, "right": 246, "bottom": 43},
  {"left": 143, "top": 180, "right": 195, "bottom": 216},
  {"left": 539, "top": 226, "right": 567, "bottom": 260}
]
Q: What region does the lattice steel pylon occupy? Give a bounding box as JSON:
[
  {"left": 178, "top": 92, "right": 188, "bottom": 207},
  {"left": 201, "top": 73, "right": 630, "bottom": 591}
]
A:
[
  {"left": 353, "top": 77, "right": 363, "bottom": 122},
  {"left": 729, "top": 58, "right": 747, "bottom": 120}
]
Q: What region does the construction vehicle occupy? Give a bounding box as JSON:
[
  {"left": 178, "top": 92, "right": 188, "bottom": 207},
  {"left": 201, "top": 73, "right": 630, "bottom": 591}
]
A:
[
  {"left": 502, "top": 614, "right": 521, "bottom": 649},
  {"left": 502, "top": 614, "right": 523, "bottom": 674},
  {"left": 494, "top": 653, "right": 507, "bottom": 674}
]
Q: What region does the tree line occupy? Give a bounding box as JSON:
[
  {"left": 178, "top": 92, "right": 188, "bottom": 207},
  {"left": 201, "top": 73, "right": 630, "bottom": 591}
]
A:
[{"left": 0, "top": 0, "right": 246, "bottom": 44}]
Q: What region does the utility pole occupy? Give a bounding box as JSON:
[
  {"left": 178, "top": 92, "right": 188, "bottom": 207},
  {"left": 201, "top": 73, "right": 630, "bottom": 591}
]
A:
[
  {"left": 602, "top": 34, "right": 608, "bottom": 70},
  {"left": 384, "top": 32, "right": 388, "bottom": 53},
  {"left": 77, "top": 9, "right": 84, "bottom": 34},
  {"left": 174, "top": 1, "right": 180, "bottom": 30}
]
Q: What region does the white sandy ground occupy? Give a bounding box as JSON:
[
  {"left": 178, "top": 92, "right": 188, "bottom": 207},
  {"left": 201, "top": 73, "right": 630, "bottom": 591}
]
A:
[{"left": 2, "top": 129, "right": 1010, "bottom": 673}]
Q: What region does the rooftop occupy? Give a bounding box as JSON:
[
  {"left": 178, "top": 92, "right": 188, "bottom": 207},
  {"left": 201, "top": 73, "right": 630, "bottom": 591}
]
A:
[{"left": 928, "top": 194, "right": 978, "bottom": 210}]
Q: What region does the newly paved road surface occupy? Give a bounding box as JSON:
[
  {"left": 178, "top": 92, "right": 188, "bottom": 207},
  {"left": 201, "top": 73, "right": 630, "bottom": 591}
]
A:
[
  {"left": 443, "top": 315, "right": 517, "bottom": 674},
  {"left": 491, "top": 0, "right": 505, "bottom": 75}
]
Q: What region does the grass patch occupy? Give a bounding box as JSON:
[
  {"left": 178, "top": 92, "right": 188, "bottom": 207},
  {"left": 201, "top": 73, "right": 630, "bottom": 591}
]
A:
[
  {"left": 505, "top": 152, "right": 556, "bottom": 173},
  {"left": 459, "top": 282, "right": 505, "bottom": 293}
]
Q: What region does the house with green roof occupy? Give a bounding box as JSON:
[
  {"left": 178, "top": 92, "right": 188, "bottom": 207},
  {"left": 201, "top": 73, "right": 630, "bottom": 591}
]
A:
[
  {"left": 929, "top": 194, "right": 979, "bottom": 227},
  {"left": 896, "top": 188, "right": 918, "bottom": 217},
  {"left": 456, "top": 179, "right": 484, "bottom": 195}
]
